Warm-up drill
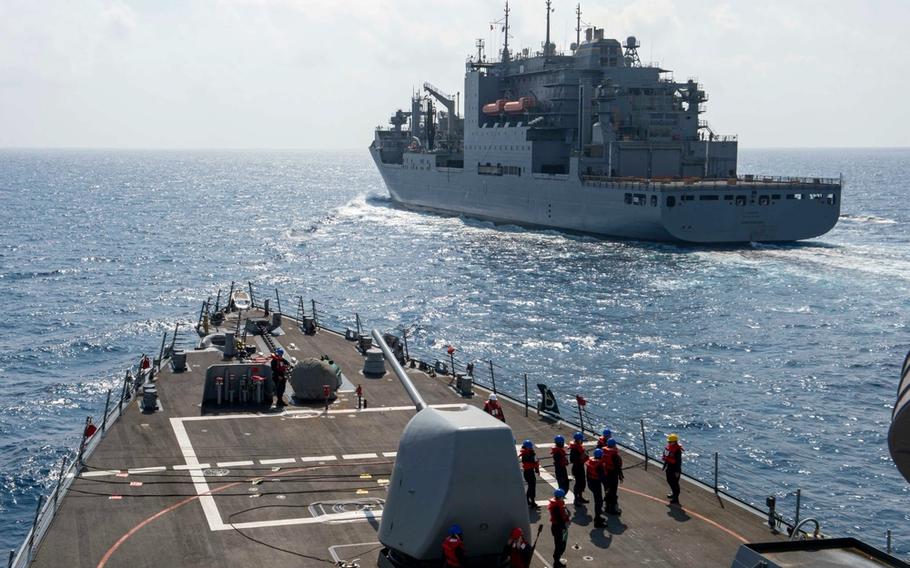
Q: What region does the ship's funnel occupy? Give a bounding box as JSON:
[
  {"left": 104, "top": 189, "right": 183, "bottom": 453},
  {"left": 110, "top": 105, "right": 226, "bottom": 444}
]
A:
[
  {"left": 889, "top": 349, "right": 910, "bottom": 484},
  {"left": 378, "top": 406, "right": 530, "bottom": 565}
]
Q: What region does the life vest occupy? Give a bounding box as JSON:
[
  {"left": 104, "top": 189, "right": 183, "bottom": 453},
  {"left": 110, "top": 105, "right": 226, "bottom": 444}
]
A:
[
  {"left": 663, "top": 443, "right": 683, "bottom": 466},
  {"left": 484, "top": 401, "right": 505, "bottom": 421},
  {"left": 547, "top": 498, "right": 570, "bottom": 525},
  {"left": 568, "top": 441, "right": 588, "bottom": 465},
  {"left": 442, "top": 535, "right": 464, "bottom": 566},
  {"left": 603, "top": 448, "right": 621, "bottom": 473},
  {"left": 585, "top": 457, "right": 602, "bottom": 481},
  {"left": 596, "top": 436, "right": 607, "bottom": 448},
  {"left": 507, "top": 536, "right": 529, "bottom": 567},
  {"left": 550, "top": 446, "right": 569, "bottom": 468},
  {"left": 519, "top": 447, "right": 539, "bottom": 471}
]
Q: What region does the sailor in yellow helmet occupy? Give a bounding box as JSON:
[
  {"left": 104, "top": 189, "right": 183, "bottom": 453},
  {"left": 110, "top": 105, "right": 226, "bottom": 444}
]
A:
[{"left": 662, "top": 433, "right": 684, "bottom": 504}]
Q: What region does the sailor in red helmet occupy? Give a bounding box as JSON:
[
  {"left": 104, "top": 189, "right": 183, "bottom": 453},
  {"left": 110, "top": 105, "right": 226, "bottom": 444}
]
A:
[
  {"left": 504, "top": 527, "right": 531, "bottom": 568},
  {"left": 548, "top": 488, "right": 571, "bottom": 568},
  {"left": 662, "top": 433, "right": 684, "bottom": 505},
  {"left": 519, "top": 439, "right": 541, "bottom": 509},
  {"left": 442, "top": 524, "right": 466, "bottom": 567},
  {"left": 483, "top": 393, "right": 505, "bottom": 422}
]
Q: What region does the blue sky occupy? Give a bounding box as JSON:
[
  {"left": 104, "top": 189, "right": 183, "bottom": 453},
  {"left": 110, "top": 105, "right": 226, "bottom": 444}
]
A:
[{"left": 1, "top": 0, "right": 907, "bottom": 148}]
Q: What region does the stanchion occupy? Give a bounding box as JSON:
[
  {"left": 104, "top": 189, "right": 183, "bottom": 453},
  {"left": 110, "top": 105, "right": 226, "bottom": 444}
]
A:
[
  {"left": 640, "top": 419, "right": 648, "bottom": 471},
  {"left": 100, "top": 390, "right": 112, "bottom": 433},
  {"left": 523, "top": 373, "right": 529, "bottom": 417},
  {"left": 27, "top": 495, "right": 44, "bottom": 560}
]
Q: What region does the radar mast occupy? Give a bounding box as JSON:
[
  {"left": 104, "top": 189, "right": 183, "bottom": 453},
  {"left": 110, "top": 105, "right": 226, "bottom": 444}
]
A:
[{"left": 544, "top": 0, "right": 555, "bottom": 57}]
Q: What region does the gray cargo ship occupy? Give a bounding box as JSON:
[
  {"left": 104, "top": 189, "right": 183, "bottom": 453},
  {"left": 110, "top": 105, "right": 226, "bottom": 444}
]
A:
[{"left": 370, "top": 2, "right": 842, "bottom": 243}]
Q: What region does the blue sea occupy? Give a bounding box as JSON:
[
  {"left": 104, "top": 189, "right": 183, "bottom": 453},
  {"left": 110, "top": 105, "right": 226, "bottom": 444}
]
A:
[{"left": 0, "top": 148, "right": 908, "bottom": 556}]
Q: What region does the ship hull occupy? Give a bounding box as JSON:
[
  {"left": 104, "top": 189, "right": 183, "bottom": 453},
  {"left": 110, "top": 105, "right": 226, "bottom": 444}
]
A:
[{"left": 370, "top": 148, "right": 841, "bottom": 244}]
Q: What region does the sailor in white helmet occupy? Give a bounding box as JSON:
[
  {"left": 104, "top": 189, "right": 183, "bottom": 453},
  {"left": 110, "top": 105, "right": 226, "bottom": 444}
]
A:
[{"left": 483, "top": 393, "right": 505, "bottom": 422}]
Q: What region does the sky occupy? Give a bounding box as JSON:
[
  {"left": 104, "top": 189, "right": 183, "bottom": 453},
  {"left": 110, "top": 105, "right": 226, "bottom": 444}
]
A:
[{"left": 0, "top": 0, "right": 907, "bottom": 149}]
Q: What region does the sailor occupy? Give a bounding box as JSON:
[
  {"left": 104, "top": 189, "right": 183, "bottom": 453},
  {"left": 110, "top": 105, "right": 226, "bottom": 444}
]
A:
[
  {"left": 504, "top": 527, "right": 531, "bottom": 568},
  {"left": 568, "top": 432, "right": 589, "bottom": 506},
  {"left": 548, "top": 489, "right": 571, "bottom": 568},
  {"left": 602, "top": 439, "right": 624, "bottom": 515},
  {"left": 662, "top": 433, "right": 684, "bottom": 505},
  {"left": 519, "top": 439, "right": 541, "bottom": 509},
  {"left": 442, "top": 524, "right": 466, "bottom": 567},
  {"left": 586, "top": 448, "right": 606, "bottom": 527},
  {"left": 550, "top": 435, "right": 570, "bottom": 493},
  {"left": 270, "top": 348, "right": 289, "bottom": 407},
  {"left": 596, "top": 428, "right": 612, "bottom": 449},
  {"left": 483, "top": 393, "right": 506, "bottom": 422}
]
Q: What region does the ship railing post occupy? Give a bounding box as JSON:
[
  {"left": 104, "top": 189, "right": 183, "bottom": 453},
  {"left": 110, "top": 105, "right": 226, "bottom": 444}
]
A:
[
  {"left": 157, "top": 332, "right": 167, "bottom": 372},
  {"left": 119, "top": 370, "right": 130, "bottom": 412},
  {"left": 489, "top": 361, "right": 497, "bottom": 394},
  {"left": 77, "top": 416, "right": 90, "bottom": 469},
  {"left": 27, "top": 495, "right": 44, "bottom": 561},
  {"left": 713, "top": 452, "right": 719, "bottom": 494},
  {"left": 640, "top": 419, "right": 648, "bottom": 471},
  {"left": 100, "top": 389, "right": 112, "bottom": 433},
  {"left": 214, "top": 288, "right": 222, "bottom": 313},
  {"left": 274, "top": 288, "right": 282, "bottom": 316},
  {"left": 311, "top": 299, "right": 318, "bottom": 326},
  {"left": 576, "top": 399, "right": 585, "bottom": 435},
  {"left": 8, "top": 549, "right": 13, "bottom": 568},
  {"left": 401, "top": 326, "right": 409, "bottom": 360},
  {"left": 248, "top": 282, "right": 256, "bottom": 308},
  {"left": 794, "top": 489, "right": 801, "bottom": 530},
  {"left": 523, "top": 373, "right": 529, "bottom": 417},
  {"left": 168, "top": 323, "right": 180, "bottom": 358},
  {"left": 886, "top": 529, "right": 892, "bottom": 554},
  {"left": 356, "top": 313, "right": 362, "bottom": 337},
  {"left": 52, "top": 457, "right": 68, "bottom": 511}
]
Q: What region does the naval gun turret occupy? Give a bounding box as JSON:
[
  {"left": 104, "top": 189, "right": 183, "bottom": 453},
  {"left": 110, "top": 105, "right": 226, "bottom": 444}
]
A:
[{"left": 370, "top": 330, "right": 531, "bottom": 568}]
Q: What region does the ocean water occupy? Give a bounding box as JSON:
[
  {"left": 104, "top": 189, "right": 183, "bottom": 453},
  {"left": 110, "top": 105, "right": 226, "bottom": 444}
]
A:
[{"left": 0, "top": 148, "right": 908, "bottom": 556}]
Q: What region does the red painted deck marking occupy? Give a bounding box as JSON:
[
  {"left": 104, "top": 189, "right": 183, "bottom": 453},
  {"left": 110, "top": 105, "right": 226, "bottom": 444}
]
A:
[
  {"left": 96, "top": 466, "right": 318, "bottom": 568},
  {"left": 619, "top": 486, "right": 749, "bottom": 543}
]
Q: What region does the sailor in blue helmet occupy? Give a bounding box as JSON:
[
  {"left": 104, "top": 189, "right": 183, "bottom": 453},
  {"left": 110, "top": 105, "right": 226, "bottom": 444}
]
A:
[
  {"left": 550, "top": 435, "right": 570, "bottom": 493},
  {"left": 587, "top": 448, "right": 607, "bottom": 527},
  {"left": 519, "top": 439, "right": 540, "bottom": 509},
  {"left": 597, "top": 428, "right": 613, "bottom": 448},
  {"left": 602, "top": 438, "right": 624, "bottom": 515},
  {"left": 548, "top": 488, "right": 570, "bottom": 568},
  {"left": 568, "top": 432, "right": 589, "bottom": 505},
  {"left": 442, "top": 524, "right": 465, "bottom": 567},
  {"left": 270, "top": 347, "right": 289, "bottom": 407}
]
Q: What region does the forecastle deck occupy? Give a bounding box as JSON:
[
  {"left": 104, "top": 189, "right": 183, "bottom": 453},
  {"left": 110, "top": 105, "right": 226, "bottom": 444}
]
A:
[{"left": 22, "top": 307, "right": 786, "bottom": 568}]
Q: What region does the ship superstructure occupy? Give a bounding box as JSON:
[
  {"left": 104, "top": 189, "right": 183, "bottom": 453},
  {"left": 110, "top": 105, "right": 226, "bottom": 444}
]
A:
[{"left": 370, "top": 2, "right": 842, "bottom": 243}]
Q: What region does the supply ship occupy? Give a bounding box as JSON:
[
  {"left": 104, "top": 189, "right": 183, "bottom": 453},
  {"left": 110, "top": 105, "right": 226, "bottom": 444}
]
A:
[
  {"left": 8, "top": 282, "right": 909, "bottom": 567},
  {"left": 370, "top": 2, "right": 842, "bottom": 243}
]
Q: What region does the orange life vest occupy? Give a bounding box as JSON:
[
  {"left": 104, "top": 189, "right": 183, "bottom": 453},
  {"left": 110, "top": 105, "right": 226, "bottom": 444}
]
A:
[
  {"left": 603, "top": 448, "right": 621, "bottom": 473},
  {"left": 550, "top": 446, "right": 569, "bottom": 467},
  {"left": 663, "top": 443, "right": 683, "bottom": 465},
  {"left": 507, "top": 536, "right": 529, "bottom": 567},
  {"left": 568, "top": 440, "right": 588, "bottom": 464},
  {"left": 519, "top": 447, "right": 539, "bottom": 471},
  {"left": 442, "top": 535, "right": 464, "bottom": 566},
  {"left": 548, "top": 498, "right": 570, "bottom": 524},
  {"left": 585, "top": 457, "right": 602, "bottom": 481}
]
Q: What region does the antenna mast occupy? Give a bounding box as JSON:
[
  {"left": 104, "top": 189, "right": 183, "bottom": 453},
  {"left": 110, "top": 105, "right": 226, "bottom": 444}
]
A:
[
  {"left": 501, "top": 1, "right": 511, "bottom": 62},
  {"left": 544, "top": 0, "right": 554, "bottom": 56},
  {"left": 576, "top": 4, "right": 582, "bottom": 49}
]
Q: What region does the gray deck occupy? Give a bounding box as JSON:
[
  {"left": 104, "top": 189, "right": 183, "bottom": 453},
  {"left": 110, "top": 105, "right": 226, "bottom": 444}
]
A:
[{"left": 30, "top": 310, "right": 783, "bottom": 567}]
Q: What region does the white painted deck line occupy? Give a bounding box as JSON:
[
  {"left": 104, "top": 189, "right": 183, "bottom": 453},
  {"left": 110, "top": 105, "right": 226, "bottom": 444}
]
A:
[
  {"left": 299, "top": 455, "right": 338, "bottom": 463},
  {"left": 382, "top": 452, "right": 397, "bottom": 458},
  {"left": 225, "top": 508, "right": 381, "bottom": 530},
  {"left": 170, "top": 417, "right": 227, "bottom": 531},
  {"left": 342, "top": 453, "right": 378, "bottom": 460},
  {"left": 217, "top": 460, "right": 254, "bottom": 467},
  {"left": 173, "top": 463, "right": 210, "bottom": 470},
  {"left": 128, "top": 466, "right": 167, "bottom": 474},
  {"left": 260, "top": 458, "right": 296, "bottom": 465}
]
